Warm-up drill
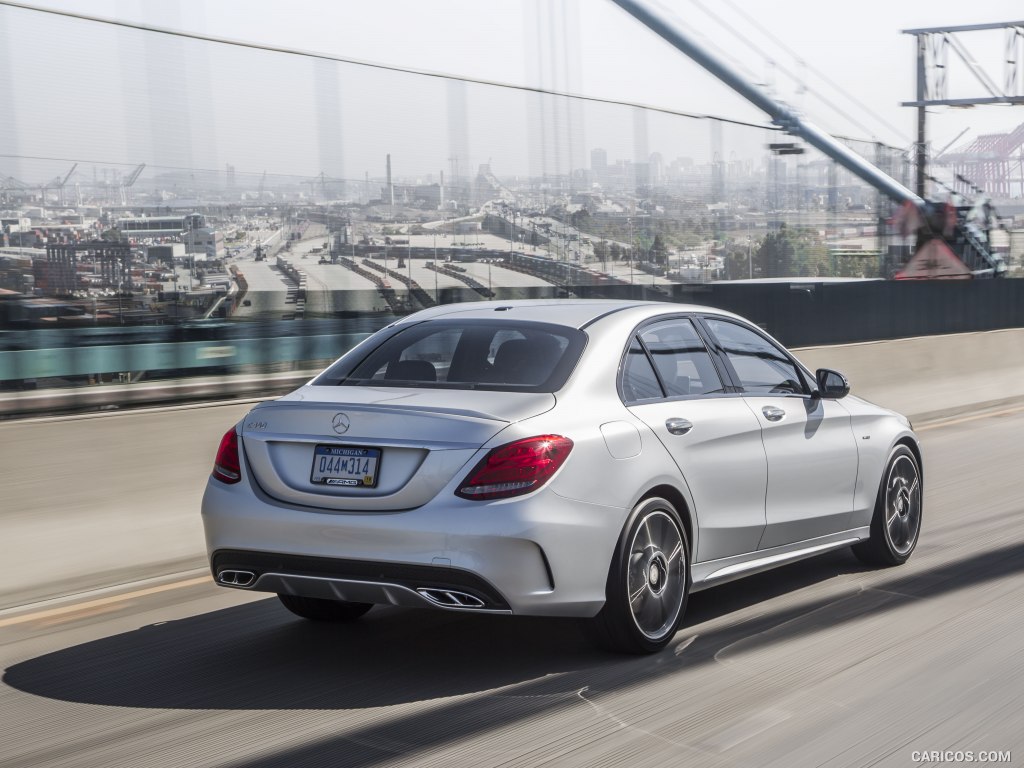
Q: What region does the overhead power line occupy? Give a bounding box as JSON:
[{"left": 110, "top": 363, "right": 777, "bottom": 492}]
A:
[
  {"left": 0, "top": 0, "right": 774, "bottom": 132},
  {"left": 687, "top": 0, "right": 901, "bottom": 143},
  {"left": 715, "top": 0, "right": 910, "bottom": 143}
]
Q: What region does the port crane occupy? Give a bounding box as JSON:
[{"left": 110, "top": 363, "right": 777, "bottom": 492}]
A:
[
  {"left": 119, "top": 164, "right": 145, "bottom": 206},
  {"left": 612, "top": 0, "right": 1005, "bottom": 277},
  {"left": 0, "top": 174, "right": 31, "bottom": 205},
  {"left": 56, "top": 163, "right": 78, "bottom": 207}
]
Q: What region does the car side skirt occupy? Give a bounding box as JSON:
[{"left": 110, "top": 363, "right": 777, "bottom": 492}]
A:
[{"left": 690, "top": 527, "right": 870, "bottom": 592}]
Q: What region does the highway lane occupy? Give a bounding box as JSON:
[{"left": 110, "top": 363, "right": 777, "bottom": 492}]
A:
[{"left": 1, "top": 409, "right": 1022, "bottom": 767}]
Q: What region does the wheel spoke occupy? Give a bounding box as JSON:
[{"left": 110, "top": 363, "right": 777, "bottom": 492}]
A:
[
  {"left": 629, "top": 581, "right": 647, "bottom": 604},
  {"left": 667, "top": 540, "right": 683, "bottom": 563},
  {"left": 887, "top": 509, "right": 901, "bottom": 537},
  {"left": 644, "top": 517, "right": 656, "bottom": 549},
  {"left": 639, "top": 589, "right": 661, "bottom": 628},
  {"left": 656, "top": 589, "right": 669, "bottom": 626},
  {"left": 661, "top": 571, "right": 683, "bottom": 617}
]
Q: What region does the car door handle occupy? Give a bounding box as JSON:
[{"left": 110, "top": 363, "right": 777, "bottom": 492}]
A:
[
  {"left": 665, "top": 417, "right": 693, "bottom": 435},
  {"left": 762, "top": 406, "right": 786, "bottom": 422}
]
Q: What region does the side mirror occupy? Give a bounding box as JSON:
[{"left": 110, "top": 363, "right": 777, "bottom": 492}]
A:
[{"left": 815, "top": 368, "right": 849, "bottom": 399}]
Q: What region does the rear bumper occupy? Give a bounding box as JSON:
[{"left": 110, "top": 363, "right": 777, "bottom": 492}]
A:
[
  {"left": 211, "top": 549, "right": 512, "bottom": 613},
  {"left": 201, "top": 475, "right": 626, "bottom": 618}
]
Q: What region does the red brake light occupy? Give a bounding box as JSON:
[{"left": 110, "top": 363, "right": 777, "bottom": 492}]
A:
[
  {"left": 212, "top": 427, "right": 241, "bottom": 484},
  {"left": 456, "top": 435, "right": 573, "bottom": 500}
]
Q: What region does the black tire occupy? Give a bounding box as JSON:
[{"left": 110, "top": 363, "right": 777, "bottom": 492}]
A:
[
  {"left": 852, "top": 445, "right": 922, "bottom": 567},
  {"left": 277, "top": 593, "right": 373, "bottom": 622},
  {"left": 585, "top": 497, "right": 691, "bottom": 654}
]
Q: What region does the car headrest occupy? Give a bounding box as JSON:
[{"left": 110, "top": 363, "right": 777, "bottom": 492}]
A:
[
  {"left": 385, "top": 359, "right": 437, "bottom": 382},
  {"left": 491, "top": 336, "right": 561, "bottom": 385}
]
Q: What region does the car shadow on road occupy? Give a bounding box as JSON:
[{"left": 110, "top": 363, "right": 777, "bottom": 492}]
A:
[
  {"left": 4, "top": 541, "right": 1024, "bottom": 766},
  {"left": 2, "top": 549, "right": 866, "bottom": 712}
]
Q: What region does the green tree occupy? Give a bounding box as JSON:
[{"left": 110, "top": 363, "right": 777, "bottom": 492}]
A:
[
  {"left": 724, "top": 244, "right": 752, "bottom": 280},
  {"left": 746, "top": 225, "right": 836, "bottom": 278},
  {"left": 570, "top": 208, "right": 591, "bottom": 231},
  {"left": 650, "top": 233, "right": 668, "bottom": 265},
  {"left": 755, "top": 226, "right": 796, "bottom": 277}
]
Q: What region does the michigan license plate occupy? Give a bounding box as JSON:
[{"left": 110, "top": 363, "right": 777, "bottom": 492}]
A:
[{"left": 311, "top": 445, "right": 381, "bottom": 487}]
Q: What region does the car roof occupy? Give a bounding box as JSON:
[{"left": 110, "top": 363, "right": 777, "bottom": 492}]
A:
[{"left": 394, "top": 299, "right": 745, "bottom": 330}]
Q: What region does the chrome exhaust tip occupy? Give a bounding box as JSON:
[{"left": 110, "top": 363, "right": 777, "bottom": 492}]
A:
[
  {"left": 416, "top": 587, "right": 486, "bottom": 609},
  {"left": 218, "top": 569, "right": 256, "bottom": 587}
]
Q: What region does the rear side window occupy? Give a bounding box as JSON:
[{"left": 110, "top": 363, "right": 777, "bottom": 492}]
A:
[
  {"left": 621, "top": 338, "right": 663, "bottom": 401},
  {"left": 638, "top": 319, "right": 725, "bottom": 397},
  {"left": 314, "top": 320, "right": 586, "bottom": 392}
]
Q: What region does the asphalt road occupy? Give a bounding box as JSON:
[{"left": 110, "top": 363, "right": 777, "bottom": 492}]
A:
[{"left": 1, "top": 407, "right": 1022, "bottom": 767}]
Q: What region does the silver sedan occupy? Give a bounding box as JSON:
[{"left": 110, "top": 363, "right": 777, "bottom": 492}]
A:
[{"left": 202, "top": 299, "right": 922, "bottom": 653}]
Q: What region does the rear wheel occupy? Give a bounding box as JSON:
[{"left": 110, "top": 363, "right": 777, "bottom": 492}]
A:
[
  {"left": 585, "top": 497, "right": 690, "bottom": 654},
  {"left": 852, "top": 445, "right": 922, "bottom": 567},
  {"left": 277, "top": 594, "right": 373, "bottom": 622}
]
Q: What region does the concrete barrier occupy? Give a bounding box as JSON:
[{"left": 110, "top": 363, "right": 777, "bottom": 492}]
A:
[
  {"left": 3, "top": 329, "right": 1024, "bottom": 610},
  {"left": 794, "top": 327, "right": 1024, "bottom": 423}
]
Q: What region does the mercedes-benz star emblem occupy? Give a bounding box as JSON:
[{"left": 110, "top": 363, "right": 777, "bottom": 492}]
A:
[{"left": 331, "top": 413, "right": 351, "bottom": 435}]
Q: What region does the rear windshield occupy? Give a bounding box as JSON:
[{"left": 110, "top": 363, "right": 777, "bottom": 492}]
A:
[{"left": 314, "top": 319, "right": 587, "bottom": 392}]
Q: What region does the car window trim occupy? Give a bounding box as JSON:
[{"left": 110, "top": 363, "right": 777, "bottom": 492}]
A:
[
  {"left": 635, "top": 335, "right": 670, "bottom": 398},
  {"left": 617, "top": 335, "right": 666, "bottom": 403},
  {"left": 689, "top": 316, "right": 740, "bottom": 394},
  {"left": 695, "top": 314, "right": 813, "bottom": 398},
  {"left": 617, "top": 313, "right": 739, "bottom": 405}
]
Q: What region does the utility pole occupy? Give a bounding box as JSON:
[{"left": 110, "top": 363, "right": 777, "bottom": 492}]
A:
[
  {"left": 915, "top": 32, "right": 928, "bottom": 199},
  {"left": 433, "top": 232, "right": 439, "bottom": 303},
  {"left": 628, "top": 217, "right": 634, "bottom": 284}
]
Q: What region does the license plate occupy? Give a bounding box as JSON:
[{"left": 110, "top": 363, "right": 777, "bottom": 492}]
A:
[{"left": 310, "top": 445, "right": 381, "bottom": 487}]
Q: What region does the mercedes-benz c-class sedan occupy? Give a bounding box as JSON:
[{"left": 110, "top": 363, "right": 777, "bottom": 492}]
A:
[{"left": 202, "top": 300, "right": 922, "bottom": 653}]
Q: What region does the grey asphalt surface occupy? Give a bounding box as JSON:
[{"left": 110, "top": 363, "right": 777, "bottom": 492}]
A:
[{"left": 1, "top": 408, "right": 1022, "bottom": 767}]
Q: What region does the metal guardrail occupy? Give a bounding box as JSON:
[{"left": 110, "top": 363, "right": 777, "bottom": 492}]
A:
[
  {"left": 5, "top": 279, "right": 1024, "bottom": 418},
  {"left": 0, "top": 332, "right": 368, "bottom": 381},
  {"left": 0, "top": 370, "right": 316, "bottom": 418}
]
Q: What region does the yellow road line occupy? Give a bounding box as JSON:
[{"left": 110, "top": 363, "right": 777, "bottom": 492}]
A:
[
  {"left": 918, "top": 404, "right": 1024, "bottom": 432},
  {"left": 33, "top": 603, "right": 126, "bottom": 629},
  {"left": 0, "top": 575, "right": 211, "bottom": 628}
]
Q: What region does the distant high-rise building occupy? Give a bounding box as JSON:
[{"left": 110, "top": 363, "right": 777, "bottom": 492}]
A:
[
  {"left": 386, "top": 154, "right": 394, "bottom": 206},
  {"left": 591, "top": 148, "right": 608, "bottom": 184},
  {"left": 649, "top": 152, "right": 664, "bottom": 187},
  {"left": 634, "top": 162, "right": 650, "bottom": 190}
]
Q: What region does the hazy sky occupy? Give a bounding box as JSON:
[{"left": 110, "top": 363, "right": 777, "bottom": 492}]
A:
[{"left": 2, "top": 0, "right": 1022, "bottom": 190}]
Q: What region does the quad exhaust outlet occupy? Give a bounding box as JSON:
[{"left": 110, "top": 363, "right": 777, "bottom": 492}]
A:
[
  {"left": 218, "top": 570, "right": 256, "bottom": 587},
  {"left": 416, "top": 588, "right": 486, "bottom": 609}
]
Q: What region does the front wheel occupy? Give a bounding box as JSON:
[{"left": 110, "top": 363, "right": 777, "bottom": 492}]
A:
[
  {"left": 585, "top": 497, "right": 690, "bottom": 654},
  {"left": 852, "top": 445, "right": 922, "bottom": 567},
  {"left": 277, "top": 594, "right": 373, "bottom": 622}
]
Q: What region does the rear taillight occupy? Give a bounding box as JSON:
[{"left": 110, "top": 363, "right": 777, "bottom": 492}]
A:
[
  {"left": 456, "top": 435, "right": 573, "bottom": 500},
  {"left": 212, "top": 427, "right": 241, "bottom": 484}
]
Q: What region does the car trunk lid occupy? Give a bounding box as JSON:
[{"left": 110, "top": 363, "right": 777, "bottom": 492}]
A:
[{"left": 240, "top": 385, "right": 555, "bottom": 511}]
